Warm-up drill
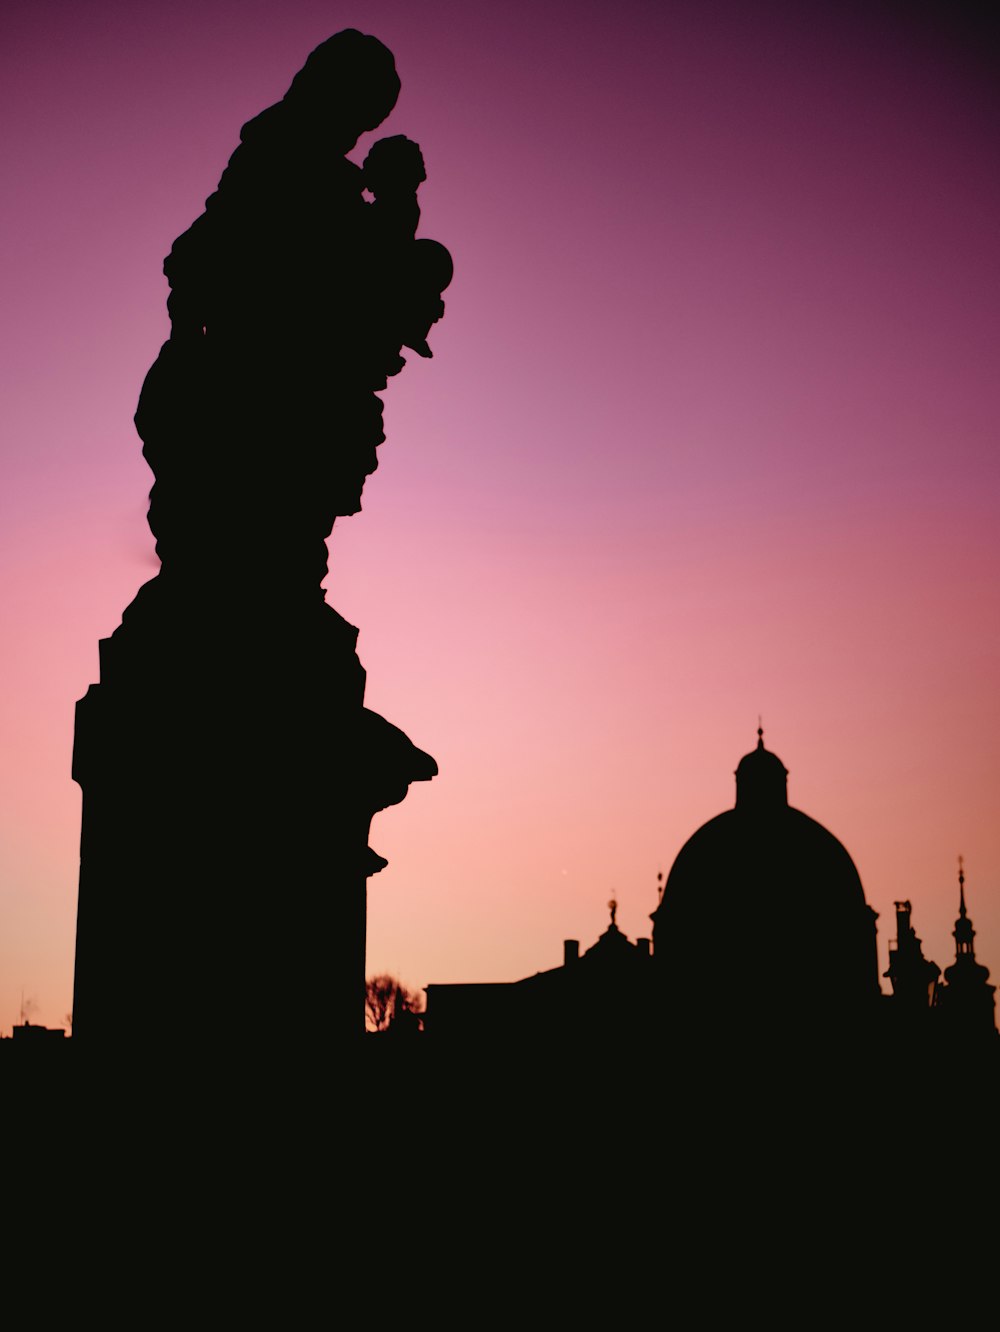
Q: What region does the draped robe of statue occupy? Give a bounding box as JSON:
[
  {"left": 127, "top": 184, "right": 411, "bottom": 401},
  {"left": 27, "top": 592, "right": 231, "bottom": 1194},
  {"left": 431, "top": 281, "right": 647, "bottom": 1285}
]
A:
[{"left": 72, "top": 30, "right": 452, "bottom": 1047}]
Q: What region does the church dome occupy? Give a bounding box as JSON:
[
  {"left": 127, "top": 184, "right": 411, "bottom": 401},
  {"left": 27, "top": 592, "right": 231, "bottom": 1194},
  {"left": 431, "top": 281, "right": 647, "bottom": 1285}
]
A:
[{"left": 652, "top": 731, "right": 880, "bottom": 1027}]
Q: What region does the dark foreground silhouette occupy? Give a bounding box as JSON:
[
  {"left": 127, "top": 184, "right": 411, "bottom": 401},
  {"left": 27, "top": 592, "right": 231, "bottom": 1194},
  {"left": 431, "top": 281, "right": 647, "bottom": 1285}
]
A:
[
  {"left": 32, "top": 730, "right": 1000, "bottom": 1238},
  {"left": 421, "top": 732, "right": 997, "bottom": 1068},
  {"left": 72, "top": 31, "right": 451, "bottom": 1046}
]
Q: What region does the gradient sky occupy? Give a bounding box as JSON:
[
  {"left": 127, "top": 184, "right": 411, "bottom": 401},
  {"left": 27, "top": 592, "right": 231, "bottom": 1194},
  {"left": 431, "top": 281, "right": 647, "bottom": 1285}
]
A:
[{"left": 2, "top": 0, "right": 998, "bottom": 1032}]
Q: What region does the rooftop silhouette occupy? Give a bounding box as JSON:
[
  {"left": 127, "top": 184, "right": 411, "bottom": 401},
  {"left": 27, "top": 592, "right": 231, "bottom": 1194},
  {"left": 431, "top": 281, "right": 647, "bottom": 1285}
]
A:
[{"left": 422, "top": 730, "right": 998, "bottom": 1077}]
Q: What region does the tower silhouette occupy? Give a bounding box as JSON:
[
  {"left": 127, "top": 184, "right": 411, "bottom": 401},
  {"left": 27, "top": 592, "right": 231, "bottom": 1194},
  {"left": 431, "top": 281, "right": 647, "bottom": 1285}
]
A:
[{"left": 936, "top": 859, "right": 996, "bottom": 1041}]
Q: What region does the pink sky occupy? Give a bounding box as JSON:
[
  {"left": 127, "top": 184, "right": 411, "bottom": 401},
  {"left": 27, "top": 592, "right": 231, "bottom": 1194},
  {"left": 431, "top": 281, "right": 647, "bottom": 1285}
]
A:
[{"left": 2, "top": 0, "right": 998, "bottom": 1031}]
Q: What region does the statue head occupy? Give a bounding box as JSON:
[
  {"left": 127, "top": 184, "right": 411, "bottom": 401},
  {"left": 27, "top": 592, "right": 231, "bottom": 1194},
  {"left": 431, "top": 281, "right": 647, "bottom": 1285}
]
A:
[
  {"left": 363, "top": 136, "right": 427, "bottom": 199},
  {"left": 286, "top": 30, "right": 401, "bottom": 151}
]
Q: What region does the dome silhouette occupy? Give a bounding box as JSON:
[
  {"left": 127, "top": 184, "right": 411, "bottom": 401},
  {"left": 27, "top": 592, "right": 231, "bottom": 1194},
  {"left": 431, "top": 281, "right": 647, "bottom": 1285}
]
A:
[{"left": 652, "top": 730, "right": 880, "bottom": 1029}]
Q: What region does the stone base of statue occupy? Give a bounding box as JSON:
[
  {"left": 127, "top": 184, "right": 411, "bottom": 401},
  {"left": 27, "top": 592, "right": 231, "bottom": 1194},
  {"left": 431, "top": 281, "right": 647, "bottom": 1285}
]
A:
[{"left": 72, "top": 577, "right": 434, "bottom": 1047}]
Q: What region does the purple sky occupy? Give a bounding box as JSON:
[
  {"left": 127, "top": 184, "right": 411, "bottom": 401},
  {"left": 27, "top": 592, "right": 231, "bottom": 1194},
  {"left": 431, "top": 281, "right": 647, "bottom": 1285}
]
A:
[{"left": 2, "top": 0, "right": 998, "bottom": 1030}]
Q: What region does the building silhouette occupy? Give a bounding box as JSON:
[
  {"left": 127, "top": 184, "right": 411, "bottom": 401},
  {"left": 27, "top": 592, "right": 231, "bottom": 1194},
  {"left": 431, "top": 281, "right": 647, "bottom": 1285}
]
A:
[
  {"left": 425, "top": 899, "right": 654, "bottom": 1045},
  {"left": 884, "top": 898, "right": 941, "bottom": 1015},
  {"left": 933, "top": 858, "right": 996, "bottom": 1040},
  {"left": 424, "top": 730, "right": 997, "bottom": 1063},
  {"left": 9, "top": 1022, "right": 66, "bottom": 1042},
  {"left": 652, "top": 727, "right": 880, "bottom": 1041}
]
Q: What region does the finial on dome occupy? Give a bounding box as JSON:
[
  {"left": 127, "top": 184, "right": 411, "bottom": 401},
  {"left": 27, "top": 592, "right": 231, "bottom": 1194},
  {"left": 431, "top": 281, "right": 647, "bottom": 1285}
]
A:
[
  {"left": 608, "top": 897, "right": 618, "bottom": 927},
  {"left": 757, "top": 716, "right": 764, "bottom": 750},
  {"left": 958, "top": 855, "right": 967, "bottom": 917}
]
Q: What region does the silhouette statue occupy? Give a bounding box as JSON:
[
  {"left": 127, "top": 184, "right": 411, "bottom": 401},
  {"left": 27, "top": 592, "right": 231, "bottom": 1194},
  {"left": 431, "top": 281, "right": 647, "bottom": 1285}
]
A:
[{"left": 72, "top": 31, "right": 452, "bottom": 1046}]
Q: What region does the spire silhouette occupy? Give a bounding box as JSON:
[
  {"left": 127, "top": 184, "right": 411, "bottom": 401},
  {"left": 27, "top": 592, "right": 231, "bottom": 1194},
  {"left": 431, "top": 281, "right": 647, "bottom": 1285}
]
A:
[{"left": 939, "top": 858, "right": 996, "bottom": 1041}]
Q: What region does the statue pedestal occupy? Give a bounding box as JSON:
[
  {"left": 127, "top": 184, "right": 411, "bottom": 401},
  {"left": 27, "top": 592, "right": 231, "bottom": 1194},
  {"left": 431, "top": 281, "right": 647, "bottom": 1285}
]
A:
[{"left": 72, "top": 584, "right": 397, "bottom": 1048}]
